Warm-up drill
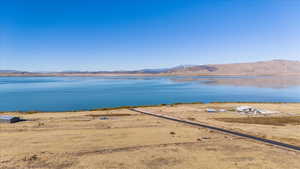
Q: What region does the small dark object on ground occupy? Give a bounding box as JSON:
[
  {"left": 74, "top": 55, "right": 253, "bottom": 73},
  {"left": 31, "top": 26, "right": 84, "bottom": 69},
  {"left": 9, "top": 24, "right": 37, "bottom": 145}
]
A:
[
  {"left": 100, "top": 117, "right": 109, "bottom": 120},
  {"left": 197, "top": 138, "right": 202, "bottom": 141},
  {"left": 187, "top": 117, "right": 196, "bottom": 121},
  {"left": 0, "top": 116, "right": 22, "bottom": 123},
  {"left": 202, "top": 137, "right": 211, "bottom": 139},
  {"left": 169, "top": 132, "right": 176, "bottom": 135}
]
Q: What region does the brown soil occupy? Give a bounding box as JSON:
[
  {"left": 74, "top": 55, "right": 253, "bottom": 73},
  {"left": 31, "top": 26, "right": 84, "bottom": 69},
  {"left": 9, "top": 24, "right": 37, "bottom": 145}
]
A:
[
  {"left": 1, "top": 103, "right": 300, "bottom": 169},
  {"left": 215, "top": 116, "right": 300, "bottom": 126},
  {"left": 86, "top": 113, "right": 135, "bottom": 117}
]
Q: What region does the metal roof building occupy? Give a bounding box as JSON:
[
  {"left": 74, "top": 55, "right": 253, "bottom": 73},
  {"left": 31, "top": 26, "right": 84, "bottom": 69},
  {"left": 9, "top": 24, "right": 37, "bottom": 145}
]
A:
[{"left": 0, "top": 116, "right": 21, "bottom": 123}]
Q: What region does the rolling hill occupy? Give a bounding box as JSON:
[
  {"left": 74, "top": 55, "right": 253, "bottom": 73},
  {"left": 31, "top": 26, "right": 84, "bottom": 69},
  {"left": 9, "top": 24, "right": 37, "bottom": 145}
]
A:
[{"left": 165, "top": 59, "right": 300, "bottom": 75}]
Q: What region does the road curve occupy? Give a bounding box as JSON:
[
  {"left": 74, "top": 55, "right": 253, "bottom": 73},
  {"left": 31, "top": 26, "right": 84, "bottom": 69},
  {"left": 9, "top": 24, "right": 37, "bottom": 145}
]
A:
[{"left": 129, "top": 108, "right": 300, "bottom": 152}]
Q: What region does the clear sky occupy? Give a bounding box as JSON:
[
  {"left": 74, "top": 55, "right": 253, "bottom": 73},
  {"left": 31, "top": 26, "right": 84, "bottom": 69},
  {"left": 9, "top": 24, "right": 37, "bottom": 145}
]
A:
[{"left": 1, "top": 0, "right": 300, "bottom": 71}]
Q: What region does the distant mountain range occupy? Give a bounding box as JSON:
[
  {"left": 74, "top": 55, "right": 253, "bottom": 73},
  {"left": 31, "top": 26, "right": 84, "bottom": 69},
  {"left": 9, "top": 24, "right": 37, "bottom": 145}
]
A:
[
  {"left": 1, "top": 59, "right": 300, "bottom": 76},
  {"left": 0, "top": 70, "right": 28, "bottom": 73},
  {"left": 165, "top": 59, "right": 300, "bottom": 75}
]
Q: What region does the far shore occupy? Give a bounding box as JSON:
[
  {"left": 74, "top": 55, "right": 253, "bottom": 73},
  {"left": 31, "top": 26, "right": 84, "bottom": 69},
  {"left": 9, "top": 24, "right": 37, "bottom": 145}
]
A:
[{"left": 1, "top": 73, "right": 300, "bottom": 77}]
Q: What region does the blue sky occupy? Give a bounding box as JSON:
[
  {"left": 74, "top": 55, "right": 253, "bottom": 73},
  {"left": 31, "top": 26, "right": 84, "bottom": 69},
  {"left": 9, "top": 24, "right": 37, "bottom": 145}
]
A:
[{"left": 1, "top": 0, "right": 300, "bottom": 71}]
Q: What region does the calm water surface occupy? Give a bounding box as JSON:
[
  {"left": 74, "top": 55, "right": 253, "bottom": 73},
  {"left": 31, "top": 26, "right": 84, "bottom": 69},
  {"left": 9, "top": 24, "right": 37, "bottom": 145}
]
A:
[{"left": 1, "top": 76, "right": 300, "bottom": 112}]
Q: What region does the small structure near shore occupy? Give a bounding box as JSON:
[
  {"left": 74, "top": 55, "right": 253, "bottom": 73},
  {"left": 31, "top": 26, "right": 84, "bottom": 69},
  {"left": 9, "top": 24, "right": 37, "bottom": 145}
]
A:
[
  {"left": 0, "top": 116, "right": 21, "bottom": 123},
  {"left": 206, "top": 108, "right": 217, "bottom": 113},
  {"left": 236, "top": 106, "right": 254, "bottom": 112},
  {"left": 206, "top": 108, "right": 227, "bottom": 113},
  {"left": 99, "top": 117, "right": 109, "bottom": 120},
  {"left": 236, "top": 106, "right": 278, "bottom": 115}
]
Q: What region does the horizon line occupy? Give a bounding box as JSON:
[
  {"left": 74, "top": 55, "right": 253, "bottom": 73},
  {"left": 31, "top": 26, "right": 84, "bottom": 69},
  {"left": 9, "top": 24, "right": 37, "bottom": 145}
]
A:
[{"left": 1, "top": 58, "right": 299, "bottom": 73}]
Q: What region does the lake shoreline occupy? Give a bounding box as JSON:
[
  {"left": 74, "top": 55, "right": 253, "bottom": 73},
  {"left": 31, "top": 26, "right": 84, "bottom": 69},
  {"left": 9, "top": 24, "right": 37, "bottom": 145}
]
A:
[
  {"left": 2, "top": 101, "right": 300, "bottom": 114},
  {"left": 1, "top": 73, "right": 300, "bottom": 77}
]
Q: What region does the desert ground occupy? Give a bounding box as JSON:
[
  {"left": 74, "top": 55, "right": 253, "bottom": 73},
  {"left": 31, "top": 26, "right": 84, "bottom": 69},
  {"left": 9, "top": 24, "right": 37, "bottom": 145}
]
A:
[{"left": 1, "top": 103, "right": 300, "bottom": 169}]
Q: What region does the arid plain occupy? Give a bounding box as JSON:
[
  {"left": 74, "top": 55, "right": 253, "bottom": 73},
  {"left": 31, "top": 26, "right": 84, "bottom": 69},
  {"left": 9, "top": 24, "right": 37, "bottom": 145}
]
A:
[{"left": 1, "top": 103, "right": 300, "bottom": 169}]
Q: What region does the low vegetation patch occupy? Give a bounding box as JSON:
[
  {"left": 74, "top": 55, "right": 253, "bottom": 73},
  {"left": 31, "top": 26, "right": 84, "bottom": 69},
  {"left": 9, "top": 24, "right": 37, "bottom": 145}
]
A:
[
  {"left": 22, "top": 111, "right": 41, "bottom": 114},
  {"left": 215, "top": 116, "right": 300, "bottom": 126}
]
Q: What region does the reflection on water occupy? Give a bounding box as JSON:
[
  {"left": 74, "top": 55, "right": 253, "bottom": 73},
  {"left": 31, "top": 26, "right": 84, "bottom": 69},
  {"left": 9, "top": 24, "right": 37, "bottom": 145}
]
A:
[
  {"left": 171, "top": 76, "right": 300, "bottom": 89},
  {"left": 1, "top": 76, "right": 300, "bottom": 112}
]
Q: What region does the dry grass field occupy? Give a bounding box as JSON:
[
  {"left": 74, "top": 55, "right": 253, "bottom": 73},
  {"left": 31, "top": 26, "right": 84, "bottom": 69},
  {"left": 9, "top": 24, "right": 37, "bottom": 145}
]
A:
[
  {"left": 143, "top": 103, "right": 300, "bottom": 146},
  {"left": 1, "top": 103, "right": 300, "bottom": 169}
]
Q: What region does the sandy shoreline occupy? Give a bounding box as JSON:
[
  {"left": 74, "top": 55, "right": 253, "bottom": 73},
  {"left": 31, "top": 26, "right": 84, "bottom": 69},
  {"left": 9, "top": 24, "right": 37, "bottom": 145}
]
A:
[{"left": 2, "top": 101, "right": 300, "bottom": 113}]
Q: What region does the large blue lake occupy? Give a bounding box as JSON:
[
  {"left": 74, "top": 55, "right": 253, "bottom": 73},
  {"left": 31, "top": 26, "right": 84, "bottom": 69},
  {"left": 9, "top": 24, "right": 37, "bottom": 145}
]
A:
[{"left": 1, "top": 76, "right": 300, "bottom": 112}]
